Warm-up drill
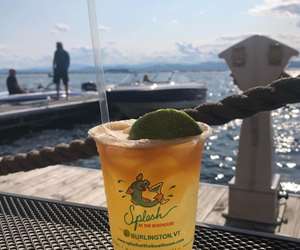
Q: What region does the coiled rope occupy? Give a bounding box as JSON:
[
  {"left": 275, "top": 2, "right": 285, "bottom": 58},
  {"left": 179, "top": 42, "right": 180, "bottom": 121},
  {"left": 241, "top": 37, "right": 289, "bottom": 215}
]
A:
[{"left": 0, "top": 77, "right": 299, "bottom": 175}]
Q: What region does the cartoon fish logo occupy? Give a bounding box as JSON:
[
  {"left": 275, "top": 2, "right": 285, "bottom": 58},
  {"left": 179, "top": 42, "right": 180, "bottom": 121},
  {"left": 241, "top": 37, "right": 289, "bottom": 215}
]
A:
[{"left": 125, "top": 173, "right": 170, "bottom": 208}]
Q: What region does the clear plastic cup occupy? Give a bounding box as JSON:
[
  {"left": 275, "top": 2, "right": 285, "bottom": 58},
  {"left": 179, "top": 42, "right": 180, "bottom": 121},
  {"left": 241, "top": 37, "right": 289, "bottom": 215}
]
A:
[{"left": 89, "top": 120, "right": 211, "bottom": 250}]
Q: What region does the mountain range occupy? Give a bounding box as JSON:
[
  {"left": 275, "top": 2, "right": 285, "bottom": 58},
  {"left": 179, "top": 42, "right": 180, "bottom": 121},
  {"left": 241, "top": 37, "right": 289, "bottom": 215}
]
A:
[{"left": 1, "top": 60, "right": 299, "bottom": 74}]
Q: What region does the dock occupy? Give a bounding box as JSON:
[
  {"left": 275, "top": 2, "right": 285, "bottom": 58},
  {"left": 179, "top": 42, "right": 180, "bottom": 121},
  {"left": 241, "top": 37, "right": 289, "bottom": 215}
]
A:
[
  {"left": 0, "top": 164, "right": 299, "bottom": 239},
  {"left": 0, "top": 95, "right": 100, "bottom": 136}
]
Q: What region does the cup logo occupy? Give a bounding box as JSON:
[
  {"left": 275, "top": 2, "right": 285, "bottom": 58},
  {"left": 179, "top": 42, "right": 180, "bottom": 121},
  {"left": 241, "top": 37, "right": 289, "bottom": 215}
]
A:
[
  {"left": 118, "top": 173, "right": 178, "bottom": 231},
  {"left": 125, "top": 173, "right": 170, "bottom": 208}
]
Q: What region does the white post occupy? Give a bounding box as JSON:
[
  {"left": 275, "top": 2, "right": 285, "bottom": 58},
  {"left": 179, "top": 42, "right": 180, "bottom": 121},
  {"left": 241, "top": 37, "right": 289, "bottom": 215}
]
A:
[{"left": 219, "top": 35, "right": 298, "bottom": 224}]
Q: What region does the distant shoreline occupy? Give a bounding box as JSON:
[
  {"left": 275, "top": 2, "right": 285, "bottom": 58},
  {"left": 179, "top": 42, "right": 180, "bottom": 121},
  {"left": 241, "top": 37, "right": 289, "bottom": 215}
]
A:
[
  {"left": 0, "top": 61, "right": 299, "bottom": 75},
  {"left": 0, "top": 69, "right": 232, "bottom": 75}
]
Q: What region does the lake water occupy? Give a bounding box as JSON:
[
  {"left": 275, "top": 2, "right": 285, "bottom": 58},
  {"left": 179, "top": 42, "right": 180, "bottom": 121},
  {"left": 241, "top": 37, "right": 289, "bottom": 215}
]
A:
[{"left": 0, "top": 70, "right": 300, "bottom": 193}]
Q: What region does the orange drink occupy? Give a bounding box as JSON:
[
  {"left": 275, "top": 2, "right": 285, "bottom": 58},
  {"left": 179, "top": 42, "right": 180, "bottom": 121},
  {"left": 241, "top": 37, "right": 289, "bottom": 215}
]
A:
[{"left": 89, "top": 119, "right": 211, "bottom": 250}]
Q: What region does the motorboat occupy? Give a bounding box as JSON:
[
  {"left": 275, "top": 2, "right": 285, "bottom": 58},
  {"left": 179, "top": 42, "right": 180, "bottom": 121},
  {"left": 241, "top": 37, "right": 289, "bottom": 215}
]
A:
[
  {"left": 107, "top": 83, "right": 206, "bottom": 118},
  {"left": 81, "top": 72, "right": 207, "bottom": 118}
]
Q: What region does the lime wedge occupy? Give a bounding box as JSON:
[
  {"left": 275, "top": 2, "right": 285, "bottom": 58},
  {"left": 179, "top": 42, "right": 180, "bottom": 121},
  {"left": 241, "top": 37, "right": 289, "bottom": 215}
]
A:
[{"left": 129, "top": 109, "right": 202, "bottom": 140}]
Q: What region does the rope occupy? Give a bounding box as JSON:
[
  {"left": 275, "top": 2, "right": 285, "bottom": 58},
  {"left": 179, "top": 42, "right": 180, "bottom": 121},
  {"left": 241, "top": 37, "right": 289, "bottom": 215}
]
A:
[
  {"left": 0, "top": 77, "right": 299, "bottom": 175},
  {"left": 0, "top": 137, "right": 97, "bottom": 175},
  {"left": 184, "top": 77, "right": 300, "bottom": 125}
]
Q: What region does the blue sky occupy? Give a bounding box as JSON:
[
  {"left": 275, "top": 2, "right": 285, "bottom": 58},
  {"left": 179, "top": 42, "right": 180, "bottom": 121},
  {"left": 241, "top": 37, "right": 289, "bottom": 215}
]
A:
[{"left": 0, "top": 0, "right": 300, "bottom": 68}]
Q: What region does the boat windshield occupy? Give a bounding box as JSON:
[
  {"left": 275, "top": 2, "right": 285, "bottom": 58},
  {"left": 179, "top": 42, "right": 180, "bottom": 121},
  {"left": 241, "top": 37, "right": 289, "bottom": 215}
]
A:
[
  {"left": 117, "top": 71, "right": 205, "bottom": 87},
  {"left": 119, "top": 72, "right": 175, "bottom": 86}
]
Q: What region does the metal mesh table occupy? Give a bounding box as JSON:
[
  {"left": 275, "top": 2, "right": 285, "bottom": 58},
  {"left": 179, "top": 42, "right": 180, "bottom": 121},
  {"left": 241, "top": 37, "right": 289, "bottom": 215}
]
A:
[{"left": 0, "top": 192, "right": 299, "bottom": 250}]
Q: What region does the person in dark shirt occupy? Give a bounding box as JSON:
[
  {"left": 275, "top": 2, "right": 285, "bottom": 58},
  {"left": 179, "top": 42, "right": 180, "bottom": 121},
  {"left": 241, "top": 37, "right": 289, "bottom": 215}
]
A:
[
  {"left": 53, "top": 42, "right": 70, "bottom": 99},
  {"left": 143, "top": 74, "right": 152, "bottom": 83},
  {"left": 6, "top": 69, "right": 26, "bottom": 95}
]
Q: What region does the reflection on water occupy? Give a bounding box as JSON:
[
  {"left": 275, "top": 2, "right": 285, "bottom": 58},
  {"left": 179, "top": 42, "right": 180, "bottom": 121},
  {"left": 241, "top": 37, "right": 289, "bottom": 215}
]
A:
[{"left": 0, "top": 71, "right": 299, "bottom": 193}]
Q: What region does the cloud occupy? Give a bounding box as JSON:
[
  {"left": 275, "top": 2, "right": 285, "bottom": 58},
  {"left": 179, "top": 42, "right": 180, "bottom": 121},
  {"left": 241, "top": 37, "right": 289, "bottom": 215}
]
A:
[
  {"left": 218, "top": 34, "right": 252, "bottom": 42},
  {"left": 173, "top": 42, "right": 219, "bottom": 63},
  {"left": 58, "top": 42, "right": 221, "bottom": 66},
  {"left": 218, "top": 33, "right": 300, "bottom": 54},
  {"left": 69, "top": 46, "right": 130, "bottom": 65},
  {"left": 272, "top": 3, "right": 300, "bottom": 16},
  {"left": 0, "top": 38, "right": 232, "bottom": 68},
  {"left": 176, "top": 42, "right": 201, "bottom": 56},
  {"left": 250, "top": 0, "right": 300, "bottom": 17},
  {"left": 69, "top": 46, "right": 102, "bottom": 66},
  {"left": 152, "top": 16, "right": 157, "bottom": 23},
  {"left": 276, "top": 33, "right": 300, "bottom": 42},
  {"left": 0, "top": 54, "right": 48, "bottom": 69},
  {"left": 106, "top": 40, "right": 116, "bottom": 46},
  {"left": 250, "top": 1, "right": 300, "bottom": 29},
  {"left": 219, "top": 33, "right": 300, "bottom": 52},
  {"left": 52, "top": 23, "right": 70, "bottom": 33},
  {"left": 98, "top": 25, "right": 111, "bottom": 32},
  {"left": 0, "top": 45, "right": 7, "bottom": 57},
  {"left": 273, "top": 33, "right": 300, "bottom": 51},
  {"left": 0, "top": 44, "right": 130, "bottom": 69},
  {"left": 2, "top": 32, "right": 298, "bottom": 69}
]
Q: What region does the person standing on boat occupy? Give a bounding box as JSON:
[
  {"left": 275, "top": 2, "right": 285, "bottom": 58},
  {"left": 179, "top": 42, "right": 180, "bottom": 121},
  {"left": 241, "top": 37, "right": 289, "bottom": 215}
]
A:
[
  {"left": 53, "top": 42, "right": 70, "bottom": 100},
  {"left": 6, "top": 69, "right": 26, "bottom": 95}
]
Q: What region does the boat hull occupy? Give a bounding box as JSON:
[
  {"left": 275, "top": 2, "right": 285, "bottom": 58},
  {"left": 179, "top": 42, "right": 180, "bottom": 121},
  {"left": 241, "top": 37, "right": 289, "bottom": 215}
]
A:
[{"left": 107, "top": 87, "right": 206, "bottom": 118}]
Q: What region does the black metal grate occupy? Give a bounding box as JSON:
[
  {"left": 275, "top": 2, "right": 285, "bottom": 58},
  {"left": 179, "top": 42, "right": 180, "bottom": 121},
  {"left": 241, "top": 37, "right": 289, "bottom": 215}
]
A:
[{"left": 0, "top": 193, "right": 299, "bottom": 249}]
